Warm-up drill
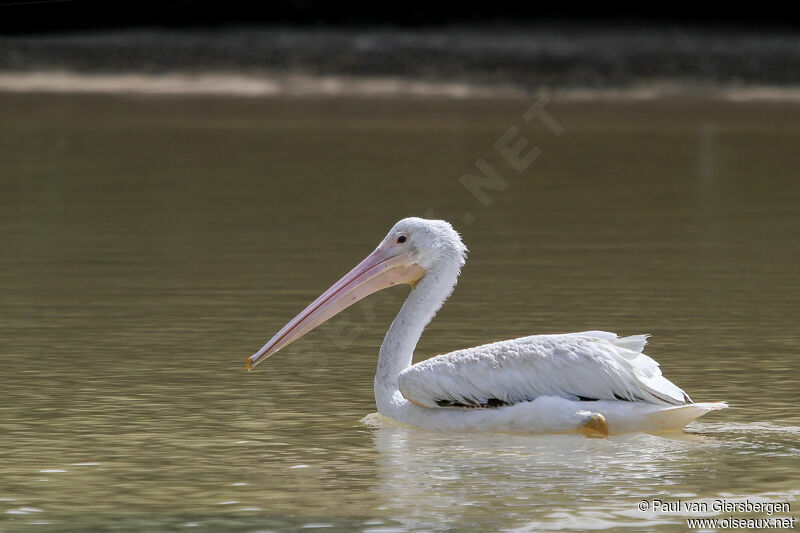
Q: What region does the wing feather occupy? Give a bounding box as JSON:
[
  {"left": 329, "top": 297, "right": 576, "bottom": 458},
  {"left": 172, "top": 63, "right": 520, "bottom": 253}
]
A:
[{"left": 397, "top": 331, "right": 691, "bottom": 408}]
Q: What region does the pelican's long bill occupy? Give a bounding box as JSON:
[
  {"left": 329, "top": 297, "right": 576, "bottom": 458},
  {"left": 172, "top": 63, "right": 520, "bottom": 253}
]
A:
[{"left": 247, "top": 244, "right": 425, "bottom": 370}]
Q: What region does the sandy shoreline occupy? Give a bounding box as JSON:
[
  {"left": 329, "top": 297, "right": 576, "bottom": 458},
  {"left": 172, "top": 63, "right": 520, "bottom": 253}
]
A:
[{"left": 2, "top": 70, "right": 800, "bottom": 102}]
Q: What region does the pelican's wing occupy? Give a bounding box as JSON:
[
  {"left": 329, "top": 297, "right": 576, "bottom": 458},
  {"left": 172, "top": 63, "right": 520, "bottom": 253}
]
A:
[{"left": 397, "top": 331, "right": 691, "bottom": 408}]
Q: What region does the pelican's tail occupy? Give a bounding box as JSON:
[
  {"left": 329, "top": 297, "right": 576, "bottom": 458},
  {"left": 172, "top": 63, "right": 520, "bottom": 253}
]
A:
[
  {"left": 602, "top": 400, "right": 727, "bottom": 434},
  {"left": 643, "top": 401, "right": 728, "bottom": 432}
]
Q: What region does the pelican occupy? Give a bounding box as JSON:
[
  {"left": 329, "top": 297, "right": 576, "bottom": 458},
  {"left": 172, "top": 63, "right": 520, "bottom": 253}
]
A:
[{"left": 247, "top": 218, "right": 726, "bottom": 436}]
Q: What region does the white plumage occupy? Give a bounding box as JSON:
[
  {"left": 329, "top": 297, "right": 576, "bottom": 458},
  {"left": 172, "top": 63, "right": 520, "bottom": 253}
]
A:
[
  {"left": 248, "top": 217, "right": 727, "bottom": 435},
  {"left": 398, "top": 331, "right": 691, "bottom": 409}
]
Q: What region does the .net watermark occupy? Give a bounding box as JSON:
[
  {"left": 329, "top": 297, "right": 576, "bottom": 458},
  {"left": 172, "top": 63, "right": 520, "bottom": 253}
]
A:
[{"left": 686, "top": 516, "right": 796, "bottom": 529}]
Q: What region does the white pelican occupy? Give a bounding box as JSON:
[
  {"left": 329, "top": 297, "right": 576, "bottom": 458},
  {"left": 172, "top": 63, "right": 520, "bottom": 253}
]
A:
[{"left": 247, "top": 218, "right": 726, "bottom": 436}]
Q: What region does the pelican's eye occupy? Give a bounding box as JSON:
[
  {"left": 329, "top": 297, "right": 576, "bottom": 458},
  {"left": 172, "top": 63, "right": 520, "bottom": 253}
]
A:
[{"left": 396, "top": 235, "right": 407, "bottom": 245}]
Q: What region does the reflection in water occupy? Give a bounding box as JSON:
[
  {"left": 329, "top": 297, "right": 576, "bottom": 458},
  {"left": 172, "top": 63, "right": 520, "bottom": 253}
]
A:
[
  {"left": 368, "top": 418, "right": 799, "bottom": 531},
  {"left": 369, "top": 418, "right": 691, "bottom": 530},
  {"left": 0, "top": 93, "right": 799, "bottom": 529}
]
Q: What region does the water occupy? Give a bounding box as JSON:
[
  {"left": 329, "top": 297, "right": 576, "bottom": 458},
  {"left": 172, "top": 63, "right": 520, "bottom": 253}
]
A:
[{"left": 1, "top": 92, "right": 799, "bottom": 530}]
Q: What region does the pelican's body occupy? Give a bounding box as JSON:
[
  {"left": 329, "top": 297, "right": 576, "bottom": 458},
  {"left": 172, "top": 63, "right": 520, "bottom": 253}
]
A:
[{"left": 248, "top": 218, "right": 726, "bottom": 435}]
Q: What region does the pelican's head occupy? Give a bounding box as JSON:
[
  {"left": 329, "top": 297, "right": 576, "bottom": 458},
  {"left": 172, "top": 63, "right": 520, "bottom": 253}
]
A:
[
  {"left": 246, "top": 217, "right": 466, "bottom": 370},
  {"left": 381, "top": 217, "right": 467, "bottom": 272}
]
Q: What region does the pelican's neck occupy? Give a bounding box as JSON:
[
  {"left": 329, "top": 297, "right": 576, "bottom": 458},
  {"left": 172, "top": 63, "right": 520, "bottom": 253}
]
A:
[{"left": 374, "top": 262, "right": 460, "bottom": 391}]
